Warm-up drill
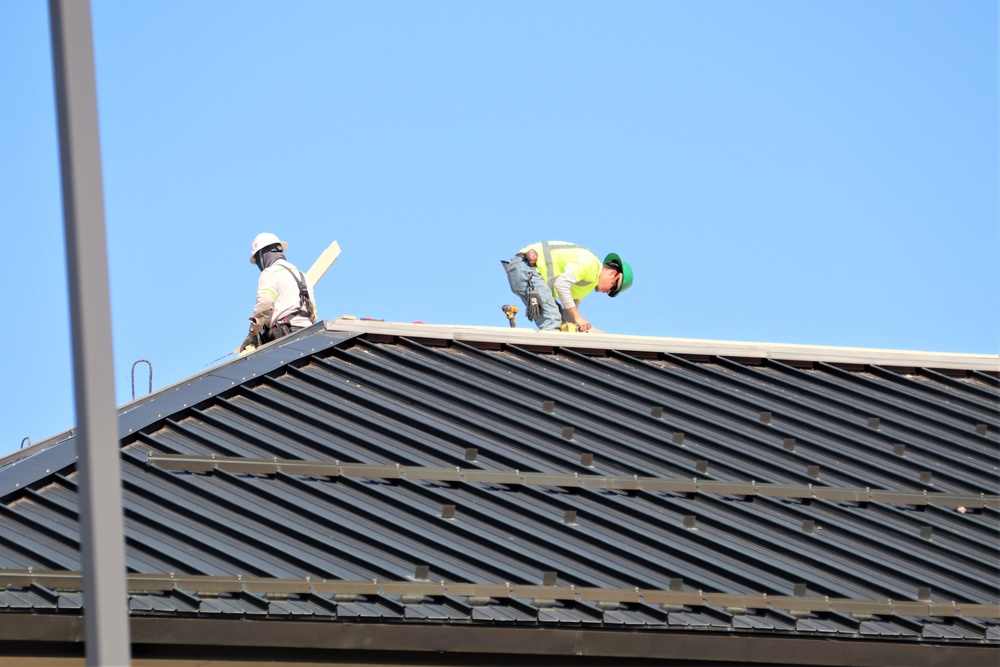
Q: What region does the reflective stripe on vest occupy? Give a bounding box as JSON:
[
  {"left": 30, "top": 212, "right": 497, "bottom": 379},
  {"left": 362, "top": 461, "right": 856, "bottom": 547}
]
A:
[{"left": 538, "top": 242, "right": 592, "bottom": 292}]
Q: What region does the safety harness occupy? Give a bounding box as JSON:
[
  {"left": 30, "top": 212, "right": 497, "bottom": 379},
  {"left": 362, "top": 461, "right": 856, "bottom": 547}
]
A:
[{"left": 275, "top": 264, "right": 317, "bottom": 326}]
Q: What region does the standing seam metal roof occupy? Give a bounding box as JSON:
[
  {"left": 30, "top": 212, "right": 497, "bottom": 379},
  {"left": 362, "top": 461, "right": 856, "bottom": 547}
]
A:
[{"left": 1, "top": 321, "right": 998, "bottom": 664}]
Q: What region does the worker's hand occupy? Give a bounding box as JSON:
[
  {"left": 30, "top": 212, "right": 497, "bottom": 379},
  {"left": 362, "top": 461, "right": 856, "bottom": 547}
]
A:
[
  {"left": 238, "top": 333, "right": 256, "bottom": 353},
  {"left": 575, "top": 317, "right": 593, "bottom": 333}
]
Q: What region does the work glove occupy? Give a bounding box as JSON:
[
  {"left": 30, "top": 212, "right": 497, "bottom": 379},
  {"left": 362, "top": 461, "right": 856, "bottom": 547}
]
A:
[
  {"left": 526, "top": 289, "right": 541, "bottom": 321},
  {"left": 237, "top": 332, "right": 257, "bottom": 354}
]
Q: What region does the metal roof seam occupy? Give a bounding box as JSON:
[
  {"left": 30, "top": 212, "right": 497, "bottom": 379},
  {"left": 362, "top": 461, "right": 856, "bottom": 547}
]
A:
[
  {"left": 652, "top": 354, "right": 995, "bottom": 492},
  {"left": 762, "top": 359, "right": 997, "bottom": 448}
]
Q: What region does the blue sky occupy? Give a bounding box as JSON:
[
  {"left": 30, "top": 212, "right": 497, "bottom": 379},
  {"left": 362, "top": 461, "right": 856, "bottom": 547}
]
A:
[{"left": 2, "top": 1, "right": 997, "bottom": 457}]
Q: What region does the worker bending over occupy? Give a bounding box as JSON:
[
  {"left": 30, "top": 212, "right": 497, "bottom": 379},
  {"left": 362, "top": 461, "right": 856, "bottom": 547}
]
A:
[
  {"left": 239, "top": 233, "right": 317, "bottom": 353},
  {"left": 504, "top": 241, "right": 632, "bottom": 332}
]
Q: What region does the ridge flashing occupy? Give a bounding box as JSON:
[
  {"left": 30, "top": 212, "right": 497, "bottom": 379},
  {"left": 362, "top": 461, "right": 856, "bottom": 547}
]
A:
[{"left": 325, "top": 318, "right": 1000, "bottom": 373}]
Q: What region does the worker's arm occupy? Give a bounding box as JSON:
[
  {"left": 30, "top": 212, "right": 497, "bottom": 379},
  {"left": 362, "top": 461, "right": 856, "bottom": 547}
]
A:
[
  {"left": 562, "top": 305, "right": 593, "bottom": 332},
  {"left": 552, "top": 270, "right": 593, "bottom": 332},
  {"left": 248, "top": 271, "right": 277, "bottom": 336}
]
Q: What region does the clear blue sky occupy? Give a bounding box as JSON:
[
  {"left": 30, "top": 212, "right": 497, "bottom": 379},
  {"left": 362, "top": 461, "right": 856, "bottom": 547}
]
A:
[{"left": 2, "top": 1, "right": 997, "bottom": 457}]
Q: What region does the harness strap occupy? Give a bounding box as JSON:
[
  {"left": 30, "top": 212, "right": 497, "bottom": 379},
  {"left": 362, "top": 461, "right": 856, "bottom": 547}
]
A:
[{"left": 278, "top": 263, "right": 316, "bottom": 322}]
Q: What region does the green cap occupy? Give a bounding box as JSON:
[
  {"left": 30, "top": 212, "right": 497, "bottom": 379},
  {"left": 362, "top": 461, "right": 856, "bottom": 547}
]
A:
[{"left": 604, "top": 252, "right": 633, "bottom": 297}]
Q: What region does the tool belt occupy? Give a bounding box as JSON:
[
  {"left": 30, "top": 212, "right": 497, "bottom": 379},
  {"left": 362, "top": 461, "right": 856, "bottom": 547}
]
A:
[{"left": 261, "top": 319, "right": 293, "bottom": 343}]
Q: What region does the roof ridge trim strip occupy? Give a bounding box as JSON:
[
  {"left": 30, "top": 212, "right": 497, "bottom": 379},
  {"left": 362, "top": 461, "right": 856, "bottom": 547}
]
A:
[{"left": 324, "top": 319, "right": 1000, "bottom": 372}]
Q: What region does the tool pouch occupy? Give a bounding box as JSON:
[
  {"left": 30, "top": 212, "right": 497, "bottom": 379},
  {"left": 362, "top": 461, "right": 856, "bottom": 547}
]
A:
[{"left": 526, "top": 289, "right": 541, "bottom": 321}]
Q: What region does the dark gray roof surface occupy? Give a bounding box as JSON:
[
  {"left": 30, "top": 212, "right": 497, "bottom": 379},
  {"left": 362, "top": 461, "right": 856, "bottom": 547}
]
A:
[{"left": 1, "top": 322, "right": 998, "bottom": 663}]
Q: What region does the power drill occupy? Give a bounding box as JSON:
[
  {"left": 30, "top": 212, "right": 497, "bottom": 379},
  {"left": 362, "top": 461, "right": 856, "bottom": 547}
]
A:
[{"left": 502, "top": 304, "right": 518, "bottom": 327}]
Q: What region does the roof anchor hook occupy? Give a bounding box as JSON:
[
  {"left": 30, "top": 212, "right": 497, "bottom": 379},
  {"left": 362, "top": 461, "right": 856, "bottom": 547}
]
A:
[{"left": 131, "top": 359, "right": 152, "bottom": 400}]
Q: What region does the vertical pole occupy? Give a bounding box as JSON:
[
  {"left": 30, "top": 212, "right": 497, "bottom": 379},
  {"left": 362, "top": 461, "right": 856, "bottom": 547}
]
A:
[{"left": 48, "top": 1, "right": 131, "bottom": 665}]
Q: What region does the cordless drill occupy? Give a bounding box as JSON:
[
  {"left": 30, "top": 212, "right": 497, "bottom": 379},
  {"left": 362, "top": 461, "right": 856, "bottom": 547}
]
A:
[{"left": 502, "top": 304, "right": 518, "bottom": 327}]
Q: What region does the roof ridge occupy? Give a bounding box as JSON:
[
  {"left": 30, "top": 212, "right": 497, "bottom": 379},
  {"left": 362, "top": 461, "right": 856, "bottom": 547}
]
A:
[{"left": 325, "top": 318, "right": 1000, "bottom": 373}]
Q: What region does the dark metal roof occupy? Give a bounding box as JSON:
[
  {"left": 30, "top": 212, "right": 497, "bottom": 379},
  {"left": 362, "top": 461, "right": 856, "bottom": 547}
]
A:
[{"left": 1, "top": 321, "right": 998, "bottom": 665}]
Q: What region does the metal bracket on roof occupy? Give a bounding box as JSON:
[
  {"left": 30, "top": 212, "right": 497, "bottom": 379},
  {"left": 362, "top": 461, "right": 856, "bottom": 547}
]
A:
[
  {"left": 143, "top": 454, "right": 1000, "bottom": 509},
  {"left": 5, "top": 569, "right": 1000, "bottom": 619}
]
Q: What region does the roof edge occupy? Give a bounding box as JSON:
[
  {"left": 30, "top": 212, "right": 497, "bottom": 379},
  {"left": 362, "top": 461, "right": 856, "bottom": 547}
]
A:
[
  {"left": 325, "top": 318, "right": 1000, "bottom": 373},
  {"left": 0, "top": 616, "right": 995, "bottom": 666},
  {"left": 0, "top": 324, "right": 358, "bottom": 494}
]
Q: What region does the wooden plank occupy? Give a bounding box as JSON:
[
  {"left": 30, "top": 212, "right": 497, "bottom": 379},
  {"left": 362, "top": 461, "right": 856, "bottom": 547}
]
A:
[{"left": 305, "top": 240, "right": 341, "bottom": 286}]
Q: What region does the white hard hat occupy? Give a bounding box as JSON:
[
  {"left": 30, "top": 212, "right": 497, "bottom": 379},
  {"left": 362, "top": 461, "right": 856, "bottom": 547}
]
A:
[{"left": 249, "top": 233, "right": 288, "bottom": 263}]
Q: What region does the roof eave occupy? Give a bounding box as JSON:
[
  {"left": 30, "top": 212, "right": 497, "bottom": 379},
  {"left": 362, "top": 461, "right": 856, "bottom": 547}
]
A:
[{"left": 0, "top": 614, "right": 995, "bottom": 667}]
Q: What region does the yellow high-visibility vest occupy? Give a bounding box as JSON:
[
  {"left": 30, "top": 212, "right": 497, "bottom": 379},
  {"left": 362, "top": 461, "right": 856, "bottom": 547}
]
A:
[{"left": 520, "top": 241, "right": 602, "bottom": 302}]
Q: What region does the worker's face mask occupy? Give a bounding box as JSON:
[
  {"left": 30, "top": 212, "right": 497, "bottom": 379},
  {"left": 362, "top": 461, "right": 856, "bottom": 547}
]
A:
[{"left": 255, "top": 245, "right": 286, "bottom": 271}]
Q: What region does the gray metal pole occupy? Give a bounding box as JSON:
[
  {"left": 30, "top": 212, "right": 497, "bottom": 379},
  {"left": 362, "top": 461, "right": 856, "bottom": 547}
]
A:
[{"left": 48, "top": 1, "right": 132, "bottom": 665}]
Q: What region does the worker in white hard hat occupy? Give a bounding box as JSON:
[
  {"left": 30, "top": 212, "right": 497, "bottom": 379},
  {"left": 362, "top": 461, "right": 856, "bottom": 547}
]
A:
[{"left": 238, "top": 233, "right": 318, "bottom": 353}]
